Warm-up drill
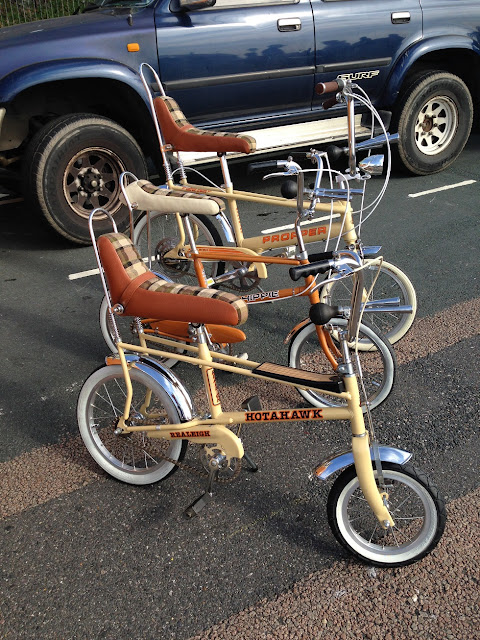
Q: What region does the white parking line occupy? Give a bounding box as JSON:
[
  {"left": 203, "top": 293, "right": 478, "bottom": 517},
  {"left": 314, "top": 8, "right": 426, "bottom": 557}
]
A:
[
  {"left": 408, "top": 180, "right": 476, "bottom": 198},
  {"left": 68, "top": 268, "right": 100, "bottom": 281}
]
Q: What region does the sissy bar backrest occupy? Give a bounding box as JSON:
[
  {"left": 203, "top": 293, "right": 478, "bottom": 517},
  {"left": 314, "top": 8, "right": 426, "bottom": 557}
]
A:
[
  {"left": 88, "top": 207, "right": 120, "bottom": 320},
  {"left": 139, "top": 62, "right": 176, "bottom": 183}
]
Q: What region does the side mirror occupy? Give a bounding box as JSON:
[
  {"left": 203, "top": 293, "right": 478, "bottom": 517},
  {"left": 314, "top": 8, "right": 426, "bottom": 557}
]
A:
[
  {"left": 176, "top": 0, "right": 216, "bottom": 11},
  {"left": 358, "top": 154, "right": 384, "bottom": 176}
]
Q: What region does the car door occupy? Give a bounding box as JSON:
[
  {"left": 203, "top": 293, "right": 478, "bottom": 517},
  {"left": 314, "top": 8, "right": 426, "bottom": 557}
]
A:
[
  {"left": 311, "top": 0, "right": 422, "bottom": 112},
  {"left": 154, "top": 0, "right": 316, "bottom": 127}
]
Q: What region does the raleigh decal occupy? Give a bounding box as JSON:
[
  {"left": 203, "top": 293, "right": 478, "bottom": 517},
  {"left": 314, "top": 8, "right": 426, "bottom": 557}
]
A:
[{"left": 170, "top": 430, "right": 211, "bottom": 438}]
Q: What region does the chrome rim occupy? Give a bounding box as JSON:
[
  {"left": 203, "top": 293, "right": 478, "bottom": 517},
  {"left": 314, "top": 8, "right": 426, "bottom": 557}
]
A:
[
  {"left": 414, "top": 95, "right": 458, "bottom": 156},
  {"left": 338, "top": 469, "right": 437, "bottom": 563},
  {"left": 63, "top": 146, "right": 126, "bottom": 219}
]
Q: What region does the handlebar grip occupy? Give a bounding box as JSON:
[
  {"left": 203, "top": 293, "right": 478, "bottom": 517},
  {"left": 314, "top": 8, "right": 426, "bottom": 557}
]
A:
[
  {"left": 289, "top": 258, "right": 335, "bottom": 282},
  {"left": 307, "top": 250, "right": 335, "bottom": 263},
  {"left": 247, "top": 160, "right": 279, "bottom": 175},
  {"left": 322, "top": 95, "right": 338, "bottom": 110},
  {"left": 316, "top": 81, "right": 340, "bottom": 95}
]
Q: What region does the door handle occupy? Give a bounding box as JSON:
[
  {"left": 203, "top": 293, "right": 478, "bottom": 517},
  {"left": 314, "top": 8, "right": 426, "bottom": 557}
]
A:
[
  {"left": 277, "top": 18, "right": 301, "bottom": 32},
  {"left": 391, "top": 11, "right": 411, "bottom": 24}
]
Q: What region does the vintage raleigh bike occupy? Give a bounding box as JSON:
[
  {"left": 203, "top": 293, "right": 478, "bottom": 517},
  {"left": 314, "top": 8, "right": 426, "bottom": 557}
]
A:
[
  {"left": 126, "top": 65, "right": 416, "bottom": 346},
  {"left": 101, "top": 168, "right": 398, "bottom": 413},
  {"left": 78, "top": 207, "right": 445, "bottom": 567}
]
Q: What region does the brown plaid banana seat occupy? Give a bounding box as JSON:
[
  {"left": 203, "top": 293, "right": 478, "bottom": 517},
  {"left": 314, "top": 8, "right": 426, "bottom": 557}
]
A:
[
  {"left": 153, "top": 96, "right": 257, "bottom": 154},
  {"left": 97, "top": 232, "right": 248, "bottom": 327}
]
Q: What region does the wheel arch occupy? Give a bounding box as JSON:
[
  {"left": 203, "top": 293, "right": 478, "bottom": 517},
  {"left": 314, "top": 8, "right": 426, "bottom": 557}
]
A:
[
  {"left": 382, "top": 37, "right": 480, "bottom": 112},
  {"left": 3, "top": 60, "right": 159, "bottom": 164}
]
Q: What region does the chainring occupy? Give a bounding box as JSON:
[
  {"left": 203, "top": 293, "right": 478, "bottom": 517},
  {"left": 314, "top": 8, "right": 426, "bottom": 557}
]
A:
[
  {"left": 222, "top": 261, "right": 261, "bottom": 292},
  {"left": 199, "top": 443, "right": 242, "bottom": 481}
]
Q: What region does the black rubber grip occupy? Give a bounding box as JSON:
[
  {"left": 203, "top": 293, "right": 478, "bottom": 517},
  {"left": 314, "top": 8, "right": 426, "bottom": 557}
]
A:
[
  {"left": 309, "top": 302, "right": 340, "bottom": 326},
  {"left": 289, "top": 258, "right": 335, "bottom": 282},
  {"left": 247, "top": 160, "right": 279, "bottom": 175},
  {"left": 306, "top": 250, "right": 335, "bottom": 263},
  {"left": 322, "top": 95, "right": 338, "bottom": 110}
]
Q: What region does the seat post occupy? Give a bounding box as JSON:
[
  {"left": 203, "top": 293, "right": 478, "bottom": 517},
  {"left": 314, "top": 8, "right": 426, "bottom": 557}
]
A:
[
  {"left": 183, "top": 215, "right": 209, "bottom": 287},
  {"left": 219, "top": 153, "right": 244, "bottom": 245}
]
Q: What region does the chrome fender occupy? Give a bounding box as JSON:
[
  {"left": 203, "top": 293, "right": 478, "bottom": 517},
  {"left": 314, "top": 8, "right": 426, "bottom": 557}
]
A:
[
  {"left": 214, "top": 211, "right": 235, "bottom": 244},
  {"left": 311, "top": 446, "right": 412, "bottom": 481},
  {"left": 116, "top": 354, "right": 195, "bottom": 424}
]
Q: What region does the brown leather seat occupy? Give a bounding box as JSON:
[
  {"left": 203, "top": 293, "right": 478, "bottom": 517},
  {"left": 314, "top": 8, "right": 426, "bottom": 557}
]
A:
[
  {"left": 97, "top": 233, "right": 248, "bottom": 327},
  {"left": 154, "top": 96, "right": 256, "bottom": 154}
]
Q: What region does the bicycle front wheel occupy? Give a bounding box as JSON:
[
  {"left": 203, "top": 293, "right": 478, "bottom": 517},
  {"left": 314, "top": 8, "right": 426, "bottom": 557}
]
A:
[
  {"left": 133, "top": 211, "right": 224, "bottom": 286},
  {"left": 327, "top": 462, "right": 446, "bottom": 567},
  {"left": 288, "top": 318, "right": 396, "bottom": 411},
  {"left": 78, "top": 365, "right": 187, "bottom": 484},
  {"left": 320, "top": 261, "right": 417, "bottom": 347}
]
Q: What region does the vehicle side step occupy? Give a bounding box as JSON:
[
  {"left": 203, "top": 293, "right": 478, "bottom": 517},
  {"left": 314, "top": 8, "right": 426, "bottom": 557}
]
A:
[{"left": 253, "top": 362, "right": 344, "bottom": 392}]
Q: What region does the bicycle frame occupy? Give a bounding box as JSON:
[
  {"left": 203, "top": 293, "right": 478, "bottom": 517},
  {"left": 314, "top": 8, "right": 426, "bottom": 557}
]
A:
[
  {"left": 133, "top": 65, "right": 412, "bottom": 333},
  {"left": 139, "top": 63, "right": 374, "bottom": 256},
  {"left": 110, "top": 323, "right": 396, "bottom": 529}
]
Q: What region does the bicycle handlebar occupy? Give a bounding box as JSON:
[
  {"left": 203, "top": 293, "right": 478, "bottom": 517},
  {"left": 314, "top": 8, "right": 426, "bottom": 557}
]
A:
[
  {"left": 247, "top": 160, "right": 280, "bottom": 175},
  {"left": 289, "top": 252, "right": 335, "bottom": 281},
  {"left": 315, "top": 79, "right": 346, "bottom": 95}
]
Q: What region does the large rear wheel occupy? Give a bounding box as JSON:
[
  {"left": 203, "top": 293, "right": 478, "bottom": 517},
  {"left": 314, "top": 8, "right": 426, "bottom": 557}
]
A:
[
  {"left": 134, "top": 211, "right": 224, "bottom": 286},
  {"left": 77, "top": 365, "right": 187, "bottom": 484}
]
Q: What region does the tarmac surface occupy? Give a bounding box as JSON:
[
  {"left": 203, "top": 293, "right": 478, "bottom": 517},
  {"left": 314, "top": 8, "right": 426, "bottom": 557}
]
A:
[{"left": 1, "top": 136, "right": 479, "bottom": 639}]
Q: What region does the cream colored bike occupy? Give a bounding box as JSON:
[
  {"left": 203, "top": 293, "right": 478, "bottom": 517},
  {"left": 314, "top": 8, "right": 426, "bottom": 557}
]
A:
[{"left": 78, "top": 208, "right": 445, "bottom": 567}]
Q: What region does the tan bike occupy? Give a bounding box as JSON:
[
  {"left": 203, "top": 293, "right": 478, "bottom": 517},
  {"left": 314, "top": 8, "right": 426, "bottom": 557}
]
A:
[
  {"left": 101, "top": 170, "right": 397, "bottom": 413},
  {"left": 128, "top": 65, "right": 416, "bottom": 347},
  {"left": 78, "top": 208, "right": 445, "bottom": 568}
]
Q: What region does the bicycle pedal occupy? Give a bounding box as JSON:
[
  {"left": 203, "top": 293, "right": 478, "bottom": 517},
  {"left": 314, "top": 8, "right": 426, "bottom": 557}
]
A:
[
  {"left": 184, "top": 491, "right": 213, "bottom": 518},
  {"left": 241, "top": 395, "right": 262, "bottom": 412}
]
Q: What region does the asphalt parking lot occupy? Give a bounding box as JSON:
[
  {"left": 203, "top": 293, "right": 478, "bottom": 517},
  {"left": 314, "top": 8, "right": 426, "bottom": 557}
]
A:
[{"left": 1, "top": 137, "right": 479, "bottom": 639}]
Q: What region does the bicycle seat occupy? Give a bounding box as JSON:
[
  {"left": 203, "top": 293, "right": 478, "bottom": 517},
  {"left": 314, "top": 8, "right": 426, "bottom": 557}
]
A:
[
  {"left": 97, "top": 233, "right": 248, "bottom": 326},
  {"left": 154, "top": 96, "right": 256, "bottom": 154},
  {"left": 122, "top": 179, "right": 226, "bottom": 214}
]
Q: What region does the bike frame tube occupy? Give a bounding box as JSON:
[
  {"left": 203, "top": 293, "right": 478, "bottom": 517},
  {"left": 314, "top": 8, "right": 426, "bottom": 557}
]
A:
[{"left": 113, "top": 335, "right": 393, "bottom": 528}]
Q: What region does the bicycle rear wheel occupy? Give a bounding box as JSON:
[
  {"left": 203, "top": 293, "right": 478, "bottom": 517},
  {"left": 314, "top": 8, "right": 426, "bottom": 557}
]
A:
[
  {"left": 327, "top": 462, "right": 446, "bottom": 567},
  {"left": 77, "top": 365, "right": 187, "bottom": 484},
  {"left": 320, "top": 261, "right": 417, "bottom": 347},
  {"left": 133, "top": 211, "right": 224, "bottom": 286},
  {"left": 288, "top": 318, "right": 396, "bottom": 412}
]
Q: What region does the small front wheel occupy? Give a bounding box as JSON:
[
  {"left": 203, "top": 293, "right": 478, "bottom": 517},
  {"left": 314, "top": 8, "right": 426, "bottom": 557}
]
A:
[
  {"left": 327, "top": 462, "right": 446, "bottom": 567},
  {"left": 78, "top": 365, "right": 187, "bottom": 484}
]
